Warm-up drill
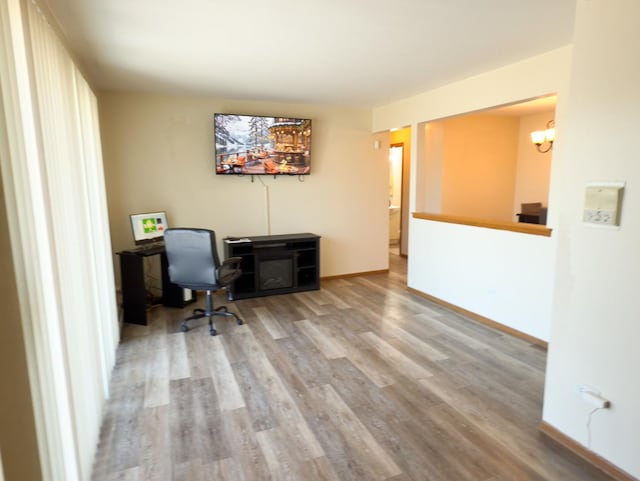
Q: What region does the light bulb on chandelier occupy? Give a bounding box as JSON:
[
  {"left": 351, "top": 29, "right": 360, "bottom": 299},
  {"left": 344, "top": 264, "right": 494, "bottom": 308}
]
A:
[{"left": 530, "top": 119, "right": 555, "bottom": 153}]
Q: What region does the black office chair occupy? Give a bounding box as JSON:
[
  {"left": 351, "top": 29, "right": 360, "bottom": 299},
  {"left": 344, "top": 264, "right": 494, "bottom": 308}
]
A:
[{"left": 164, "top": 228, "right": 243, "bottom": 336}]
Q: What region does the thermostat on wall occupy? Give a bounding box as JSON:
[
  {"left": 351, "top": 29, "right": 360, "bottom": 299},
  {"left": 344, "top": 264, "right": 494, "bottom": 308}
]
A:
[{"left": 583, "top": 181, "right": 624, "bottom": 227}]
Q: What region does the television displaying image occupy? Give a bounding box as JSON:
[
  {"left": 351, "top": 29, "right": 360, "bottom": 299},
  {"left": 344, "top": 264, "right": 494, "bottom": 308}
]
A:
[{"left": 214, "top": 113, "right": 311, "bottom": 175}]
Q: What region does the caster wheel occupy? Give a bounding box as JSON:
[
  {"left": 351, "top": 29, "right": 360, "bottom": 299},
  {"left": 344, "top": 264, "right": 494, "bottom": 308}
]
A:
[
  {"left": 181, "top": 324, "right": 188, "bottom": 333},
  {"left": 237, "top": 318, "right": 244, "bottom": 326},
  {"left": 209, "top": 328, "right": 217, "bottom": 336}
]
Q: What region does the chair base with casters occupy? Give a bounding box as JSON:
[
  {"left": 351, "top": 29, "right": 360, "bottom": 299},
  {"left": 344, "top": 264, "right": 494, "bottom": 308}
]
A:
[{"left": 180, "top": 289, "right": 243, "bottom": 336}]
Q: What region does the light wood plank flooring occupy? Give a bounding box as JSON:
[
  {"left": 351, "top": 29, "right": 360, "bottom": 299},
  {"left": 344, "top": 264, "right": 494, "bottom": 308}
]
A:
[{"left": 92, "top": 254, "right": 613, "bottom": 481}]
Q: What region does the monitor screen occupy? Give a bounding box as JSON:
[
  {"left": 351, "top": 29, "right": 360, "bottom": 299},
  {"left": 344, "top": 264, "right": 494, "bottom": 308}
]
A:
[
  {"left": 214, "top": 113, "right": 312, "bottom": 175},
  {"left": 129, "top": 211, "right": 168, "bottom": 245}
]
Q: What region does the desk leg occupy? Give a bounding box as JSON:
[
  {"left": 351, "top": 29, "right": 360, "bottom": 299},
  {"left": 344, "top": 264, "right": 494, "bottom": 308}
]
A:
[{"left": 119, "top": 253, "right": 148, "bottom": 325}]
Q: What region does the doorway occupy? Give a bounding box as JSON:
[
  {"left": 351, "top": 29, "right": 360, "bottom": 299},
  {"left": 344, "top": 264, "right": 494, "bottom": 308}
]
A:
[
  {"left": 389, "top": 143, "right": 403, "bottom": 256},
  {"left": 389, "top": 127, "right": 411, "bottom": 257}
]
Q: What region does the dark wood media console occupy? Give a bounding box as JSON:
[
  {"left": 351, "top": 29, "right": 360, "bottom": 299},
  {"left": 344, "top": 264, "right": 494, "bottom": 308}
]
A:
[{"left": 223, "top": 233, "right": 320, "bottom": 300}]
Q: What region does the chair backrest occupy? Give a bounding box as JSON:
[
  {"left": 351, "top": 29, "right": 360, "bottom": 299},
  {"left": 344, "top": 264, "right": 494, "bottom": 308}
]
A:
[{"left": 164, "top": 228, "right": 221, "bottom": 290}]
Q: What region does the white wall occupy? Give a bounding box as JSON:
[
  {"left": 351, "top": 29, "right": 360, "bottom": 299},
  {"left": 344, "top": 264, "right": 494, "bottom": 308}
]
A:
[
  {"left": 409, "top": 220, "right": 554, "bottom": 341},
  {"left": 374, "top": 47, "right": 571, "bottom": 343},
  {"left": 99, "top": 93, "right": 389, "bottom": 280},
  {"left": 543, "top": 0, "right": 640, "bottom": 477}
]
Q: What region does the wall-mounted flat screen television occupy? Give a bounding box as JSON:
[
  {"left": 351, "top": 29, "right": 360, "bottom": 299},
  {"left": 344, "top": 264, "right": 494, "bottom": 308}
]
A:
[{"left": 214, "top": 113, "right": 312, "bottom": 175}]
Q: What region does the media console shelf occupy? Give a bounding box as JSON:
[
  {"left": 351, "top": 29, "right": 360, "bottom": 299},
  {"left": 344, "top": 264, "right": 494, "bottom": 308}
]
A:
[{"left": 223, "top": 233, "right": 320, "bottom": 300}]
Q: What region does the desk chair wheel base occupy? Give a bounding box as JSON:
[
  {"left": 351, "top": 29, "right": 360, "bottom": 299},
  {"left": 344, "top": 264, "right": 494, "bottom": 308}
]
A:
[
  {"left": 178, "top": 295, "right": 241, "bottom": 336},
  {"left": 219, "top": 305, "right": 244, "bottom": 325}
]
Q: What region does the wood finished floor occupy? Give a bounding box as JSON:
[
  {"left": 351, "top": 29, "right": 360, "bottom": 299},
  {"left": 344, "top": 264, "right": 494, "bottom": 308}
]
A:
[{"left": 92, "top": 254, "right": 613, "bottom": 481}]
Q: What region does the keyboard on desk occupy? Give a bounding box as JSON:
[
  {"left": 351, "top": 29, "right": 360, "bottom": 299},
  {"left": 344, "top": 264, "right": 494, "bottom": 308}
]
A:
[{"left": 131, "top": 242, "right": 165, "bottom": 255}]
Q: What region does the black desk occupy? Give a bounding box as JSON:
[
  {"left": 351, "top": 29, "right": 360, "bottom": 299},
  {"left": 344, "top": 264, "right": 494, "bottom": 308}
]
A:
[{"left": 116, "top": 246, "right": 195, "bottom": 325}]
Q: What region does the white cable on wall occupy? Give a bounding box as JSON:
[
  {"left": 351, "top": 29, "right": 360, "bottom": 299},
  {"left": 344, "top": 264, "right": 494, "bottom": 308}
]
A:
[
  {"left": 586, "top": 407, "right": 601, "bottom": 449},
  {"left": 258, "top": 176, "right": 271, "bottom": 235},
  {"left": 265, "top": 184, "right": 271, "bottom": 235}
]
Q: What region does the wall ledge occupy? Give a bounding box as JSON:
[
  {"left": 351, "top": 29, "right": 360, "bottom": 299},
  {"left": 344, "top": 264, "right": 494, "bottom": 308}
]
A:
[
  {"left": 539, "top": 421, "right": 639, "bottom": 481},
  {"left": 413, "top": 212, "right": 552, "bottom": 237}
]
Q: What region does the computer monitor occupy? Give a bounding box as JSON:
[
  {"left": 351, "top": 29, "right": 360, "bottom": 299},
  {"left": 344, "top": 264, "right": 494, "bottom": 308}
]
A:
[{"left": 129, "top": 211, "right": 168, "bottom": 245}]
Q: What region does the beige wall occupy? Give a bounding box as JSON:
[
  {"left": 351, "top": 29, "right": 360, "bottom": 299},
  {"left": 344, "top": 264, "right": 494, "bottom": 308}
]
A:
[
  {"left": 420, "top": 122, "right": 443, "bottom": 214},
  {"left": 512, "top": 111, "right": 554, "bottom": 218},
  {"left": 99, "top": 92, "right": 389, "bottom": 279},
  {"left": 0, "top": 173, "right": 42, "bottom": 481},
  {"left": 440, "top": 114, "right": 520, "bottom": 221},
  {"left": 419, "top": 110, "right": 553, "bottom": 223}
]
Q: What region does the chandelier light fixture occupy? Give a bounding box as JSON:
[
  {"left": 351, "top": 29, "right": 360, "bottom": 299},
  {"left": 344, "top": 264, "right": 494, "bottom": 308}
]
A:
[{"left": 531, "top": 119, "right": 555, "bottom": 153}]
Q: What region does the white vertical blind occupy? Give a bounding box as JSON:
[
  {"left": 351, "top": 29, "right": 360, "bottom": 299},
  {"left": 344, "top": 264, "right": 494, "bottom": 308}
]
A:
[
  {"left": 26, "top": 1, "right": 119, "bottom": 478},
  {"left": 0, "top": 0, "right": 119, "bottom": 480},
  {"left": 1, "top": 1, "right": 60, "bottom": 479},
  {"left": 74, "top": 73, "right": 119, "bottom": 397}
]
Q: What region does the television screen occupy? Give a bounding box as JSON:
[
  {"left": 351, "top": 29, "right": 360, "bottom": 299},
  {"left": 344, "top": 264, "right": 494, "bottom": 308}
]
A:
[
  {"left": 214, "top": 113, "right": 311, "bottom": 175},
  {"left": 129, "top": 211, "right": 168, "bottom": 245}
]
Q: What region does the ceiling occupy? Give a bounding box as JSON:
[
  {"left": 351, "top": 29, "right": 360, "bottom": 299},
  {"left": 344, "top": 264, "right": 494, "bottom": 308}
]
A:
[{"left": 43, "top": 0, "right": 576, "bottom": 108}]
